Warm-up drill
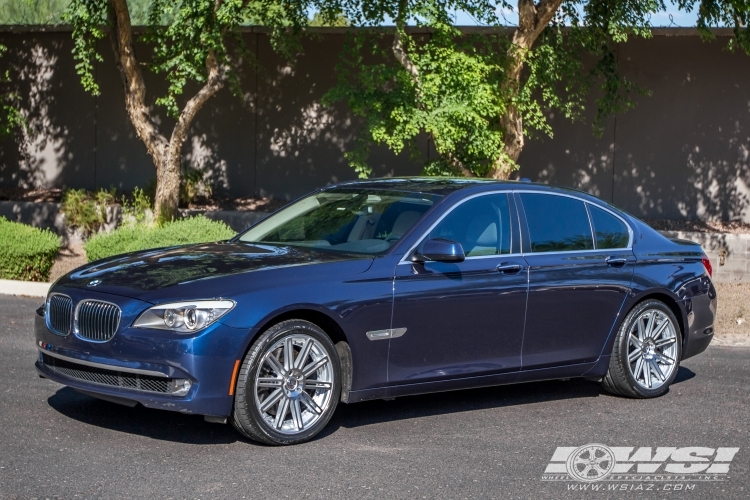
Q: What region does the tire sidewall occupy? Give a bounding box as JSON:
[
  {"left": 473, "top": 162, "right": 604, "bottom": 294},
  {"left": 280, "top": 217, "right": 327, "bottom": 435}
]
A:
[
  {"left": 616, "top": 300, "right": 682, "bottom": 398},
  {"left": 234, "top": 320, "right": 341, "bottom": 445}
]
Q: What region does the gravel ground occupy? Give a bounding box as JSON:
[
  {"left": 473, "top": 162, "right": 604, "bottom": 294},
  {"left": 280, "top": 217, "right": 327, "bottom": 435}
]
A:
[
  {"left": 48, "top": 243, "right": 87, "bottom": 284},
  {"left": 713, "top": 283, "right": 750, "bottom": 345}
]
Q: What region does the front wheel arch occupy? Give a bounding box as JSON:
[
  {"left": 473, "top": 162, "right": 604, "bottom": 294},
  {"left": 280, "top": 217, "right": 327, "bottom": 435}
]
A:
[{"left": 233, "top": 308, "right": 353, "bottom": 406}]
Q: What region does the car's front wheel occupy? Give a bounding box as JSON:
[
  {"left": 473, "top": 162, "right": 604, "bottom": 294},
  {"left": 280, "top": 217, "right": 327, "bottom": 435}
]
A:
[
  {"left": 602, "top": 299, "right": 682, "bottom": 398},
  {"left": 232, "top": 320, "right": 341, "bottom": 445}
]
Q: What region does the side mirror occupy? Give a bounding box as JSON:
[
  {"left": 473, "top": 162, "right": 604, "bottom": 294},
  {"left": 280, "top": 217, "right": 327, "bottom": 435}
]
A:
[{"left": 412, "top": 238, "right": 465, "bottom": 263}]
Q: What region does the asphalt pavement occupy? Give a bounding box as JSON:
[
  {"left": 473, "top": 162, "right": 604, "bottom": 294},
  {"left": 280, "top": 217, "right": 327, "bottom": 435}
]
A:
[{"left": 0, "top": 295, "right": 748, "bottom": 499}]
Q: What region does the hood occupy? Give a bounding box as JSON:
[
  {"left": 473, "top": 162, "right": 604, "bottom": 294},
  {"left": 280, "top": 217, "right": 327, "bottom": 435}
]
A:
[{"left": 53, "top": 241, "right": 372, "bottom": 297}]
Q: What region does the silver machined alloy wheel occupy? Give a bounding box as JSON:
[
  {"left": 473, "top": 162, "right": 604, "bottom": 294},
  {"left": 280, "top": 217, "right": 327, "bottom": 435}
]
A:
[
  {"left": 602, "top": 299, "right": 682, "bottom": 399},
  {"left": 626, "top": 309, "right": 678, "bottom": 390},
  {"left": 254, "top": 334, "right": 334, "bottom": 435},
  {"left": 232, "top": 319, "right": 341, "bottom": 445}
]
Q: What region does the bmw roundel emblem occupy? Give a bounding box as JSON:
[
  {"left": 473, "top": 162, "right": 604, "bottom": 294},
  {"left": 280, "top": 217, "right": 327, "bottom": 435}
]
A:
[{"left": 88, "top": 279, "right": 102, "bottom": 287}]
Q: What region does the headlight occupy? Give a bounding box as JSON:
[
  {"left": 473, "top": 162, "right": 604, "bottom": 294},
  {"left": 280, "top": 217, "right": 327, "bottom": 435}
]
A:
[{"left": 133, "top": 299, "right": 235, "bottom": 333}]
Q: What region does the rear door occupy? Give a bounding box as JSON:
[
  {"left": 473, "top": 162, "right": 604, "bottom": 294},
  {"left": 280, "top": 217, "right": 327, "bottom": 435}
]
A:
[
  {"left": 516, "top": 192, "right": 635, "bottom": 370},
  {"left": 387, "top": 192, "right": 528, "bottom": 385}
]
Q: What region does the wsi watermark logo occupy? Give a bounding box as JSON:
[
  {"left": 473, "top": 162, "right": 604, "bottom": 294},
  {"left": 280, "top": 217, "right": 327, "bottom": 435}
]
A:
[{"left": 542, "top": 444, "right": 739, "bottom": 487}]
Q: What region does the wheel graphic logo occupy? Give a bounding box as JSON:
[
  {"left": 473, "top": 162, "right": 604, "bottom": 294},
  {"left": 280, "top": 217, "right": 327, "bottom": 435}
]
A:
[{"left": 566, "top": 444, "right": 616, "bottom": 482}]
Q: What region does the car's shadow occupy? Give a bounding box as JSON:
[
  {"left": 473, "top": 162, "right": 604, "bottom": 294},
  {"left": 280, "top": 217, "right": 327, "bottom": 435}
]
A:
[{"left": 47, "top": 366, "right": 696, "bottom": 445}]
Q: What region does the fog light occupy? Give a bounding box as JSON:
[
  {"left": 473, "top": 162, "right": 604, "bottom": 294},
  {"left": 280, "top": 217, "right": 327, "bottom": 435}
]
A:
[{"left": 168, "top": 379, "right": 192, "bottom": 397}]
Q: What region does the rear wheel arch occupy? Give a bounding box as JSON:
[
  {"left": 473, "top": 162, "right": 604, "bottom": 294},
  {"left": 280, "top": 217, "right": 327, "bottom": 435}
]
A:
[{"left": 630, "top": 292, "right": 687, "bottom": 354}]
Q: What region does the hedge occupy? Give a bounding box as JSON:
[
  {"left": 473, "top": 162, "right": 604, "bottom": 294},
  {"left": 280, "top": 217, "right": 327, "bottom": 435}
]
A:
[
  {"left": 85, "top": 215, "right": 236, "bottom": 262},
  {"left": 0, "top": 217, "right": 61, "bottom": 282}
]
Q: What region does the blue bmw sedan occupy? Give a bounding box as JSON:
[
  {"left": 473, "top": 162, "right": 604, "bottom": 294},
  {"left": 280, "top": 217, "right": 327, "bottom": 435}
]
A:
[{"left": 35, "top": 178, "right": 717, "bottom": 445}]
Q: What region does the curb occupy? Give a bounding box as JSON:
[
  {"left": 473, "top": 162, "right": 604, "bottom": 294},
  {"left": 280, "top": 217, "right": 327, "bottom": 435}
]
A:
[{"left": 0, "top": 279, "right": 50, "bottom": 298}]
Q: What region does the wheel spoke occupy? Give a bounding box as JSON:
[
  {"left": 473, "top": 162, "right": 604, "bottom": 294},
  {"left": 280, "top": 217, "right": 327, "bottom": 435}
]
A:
[
  {"left": 654, "top": 352, "right": 675, "bottom": 365},
  {"left": 264, "top": 354, "right": 285, "bottom": 377},
  {"left": 283, "top": 337, "right": 294, "bottom": 371},
  {"left": 644, "top": 311, "right": 656, "bottom": 337},
  {"left": 655, "top": 337, "right": 676, "bottom": 349},
  {"left": 643, "top": 360, "right": 652, "bottom": 388},
  {"left": 303, "top": 356, "right": 329, "bottom": 377},
  {"left": 304, "top": 380, "right": 332, "bottom": 390},
  {"left": 650, "top": 360, "right": 665, "bottom": 382},
  {"left": 259, "top": 388, "right": 283, "bottom": 413},
  {"left": 628, "top": 349, "right": 642, "bottom": 363},
  {"left": 632, "top": 357, "right": 644, "bottom": 379},
  {"left": 257, "top": 377, "right": 283, "bottom": 388},
  {"left": 294, "top": 338, "right": 313, "bottom": 370},
  {"left": 650, "top": 318, "right": 669, "bottom": 340},
  {"left": 291, "top": 399, "right": 304, "bottom": 431},
  {"left": 300, "top": 391, "right": 323, "bottom": 415},
  {"left": 629, "top": 333, "right": 642, "bottom": 349},
  {"left": 636, "top": 316, "right": 646, "bottom": 341},
  {"left": 274, "top": 397, "right": 290, "bottom": 429}
]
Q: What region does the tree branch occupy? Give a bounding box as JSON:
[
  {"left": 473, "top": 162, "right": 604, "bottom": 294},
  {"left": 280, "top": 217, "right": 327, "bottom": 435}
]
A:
[
  {"left": 109, "top": 0, "right": 168, "bottom": 161},
  {"left": 168, "top": 50, "right": 227, "bottom": 159},
  {"left": 392, "top": 0, "right": 421, "bottom": 85}
]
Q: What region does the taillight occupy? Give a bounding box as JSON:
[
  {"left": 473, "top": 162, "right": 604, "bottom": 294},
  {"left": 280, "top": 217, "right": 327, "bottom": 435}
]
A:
[{"left": 702, "top": 255, "right": 713, "bottom": 278}]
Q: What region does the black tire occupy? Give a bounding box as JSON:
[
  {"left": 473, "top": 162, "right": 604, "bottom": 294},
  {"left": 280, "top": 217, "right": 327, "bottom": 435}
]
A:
[
  {"left": 601, "top": 299, "right": 683, "bottom": 398},
  {"left": 232, "top": 319, "right": 341, "bottom": 445}
]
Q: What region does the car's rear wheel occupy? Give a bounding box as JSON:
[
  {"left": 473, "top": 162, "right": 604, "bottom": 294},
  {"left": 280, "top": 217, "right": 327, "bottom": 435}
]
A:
[
  {"left": 601, "top": 299, "right": 682, "bottom": 398},
  {"left": 232, "top": 319, "right": 341, "bottom": 445}
]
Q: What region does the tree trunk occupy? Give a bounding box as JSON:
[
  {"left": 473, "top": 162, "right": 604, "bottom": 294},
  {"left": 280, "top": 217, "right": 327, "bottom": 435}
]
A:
[
  {"left": 487, "top": 0, "right": 564, "bottom": 180},
  {"left": 108, "top": 0, "right": 225, "bottom": 223}
]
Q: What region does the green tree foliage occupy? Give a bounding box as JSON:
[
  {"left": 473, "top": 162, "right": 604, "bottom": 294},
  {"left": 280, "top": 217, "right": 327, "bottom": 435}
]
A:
[
  {"left": 63, "top": 0, "right": 311, "bottom": 223},
  {"left": 325, "top": 0, "right": 750, "bottom": 179},
  {"left": 0, "top": 44, "right": 24, "bottom": 137}
]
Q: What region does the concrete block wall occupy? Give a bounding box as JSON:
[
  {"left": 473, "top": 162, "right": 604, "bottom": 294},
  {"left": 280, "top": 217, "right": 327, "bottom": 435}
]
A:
[
  {"left": 661, "top": 231, "right": 750, "bottom": 284},
  {"left": 0, "top": 28, "right": 749, "bottom": 222}
]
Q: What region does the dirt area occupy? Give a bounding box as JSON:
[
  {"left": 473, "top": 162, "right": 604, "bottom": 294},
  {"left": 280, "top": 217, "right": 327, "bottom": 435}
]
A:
[
  {"left": 712, "top": 283, "right": 750, "bottom": 346},
  {"left": 48, "top": 243, "right": 87, "bottom": 283},
  {"left": 644, "top": 218, "right": 750, "bottom": 234}
]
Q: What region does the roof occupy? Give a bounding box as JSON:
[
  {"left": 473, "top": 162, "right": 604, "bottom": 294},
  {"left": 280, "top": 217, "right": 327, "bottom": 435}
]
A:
[{"left": 328, "top": 177, "right": 519, "bottom": 195}]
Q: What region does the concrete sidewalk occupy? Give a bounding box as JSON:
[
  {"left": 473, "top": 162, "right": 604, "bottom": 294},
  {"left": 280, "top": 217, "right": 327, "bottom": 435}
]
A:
[{"left": 0, "top": 279, "right": 49, "bottom": 298}]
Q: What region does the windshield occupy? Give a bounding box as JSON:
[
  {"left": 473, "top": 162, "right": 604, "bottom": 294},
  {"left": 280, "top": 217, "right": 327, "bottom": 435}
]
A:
[{"left": 237, "top": 188, "right": 442, "bottom": 255}]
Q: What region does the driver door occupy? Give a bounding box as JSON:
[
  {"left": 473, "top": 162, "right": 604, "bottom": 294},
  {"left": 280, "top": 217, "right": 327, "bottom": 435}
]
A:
[{"left": 387, "top": 193, "right": 528, "bottom": 385}]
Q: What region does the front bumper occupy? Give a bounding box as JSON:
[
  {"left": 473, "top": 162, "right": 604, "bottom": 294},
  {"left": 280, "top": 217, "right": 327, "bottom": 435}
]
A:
[{"left": 35, "top": 289, "right": 253, "bottom": 417}]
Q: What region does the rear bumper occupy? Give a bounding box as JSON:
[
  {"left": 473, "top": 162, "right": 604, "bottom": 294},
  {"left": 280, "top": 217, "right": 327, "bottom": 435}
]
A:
[
  {"left": 681, "top": 278, "right": 717, "bottom": 360},
  {"left": 35, "top": 303, "right": 252, "bottom": 417}
]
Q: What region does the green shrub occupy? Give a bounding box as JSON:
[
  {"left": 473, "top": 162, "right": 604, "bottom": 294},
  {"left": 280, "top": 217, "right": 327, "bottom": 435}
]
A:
[
  {"left": 84, "top": 215, "right": 236, "bottom": 262},
  {"left": 121, "top": 186, "right": 154, "bottom": 226},
  {"left": 61, "top": 187, "right": 117, "bottom": 235},
  {"left": 0, "top": 217, "right": 61, "bottom": 281}
]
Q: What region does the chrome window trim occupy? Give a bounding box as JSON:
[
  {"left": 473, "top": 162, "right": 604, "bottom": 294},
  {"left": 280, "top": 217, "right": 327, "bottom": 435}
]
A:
[
  {"left": 73, "top": 299, "right": 122, "bottom": 343},
  {"left": 38, "top": 347, "right": 168, "bottom": 378},
  {"left": 46, "top": 292, "right": 72, "bottom": 336},
  {"left": 514, "top": 190, "right": 634, "bottom": 254},
  {"left": 398, "top": 190, "right": 515, "bottom": 265}
]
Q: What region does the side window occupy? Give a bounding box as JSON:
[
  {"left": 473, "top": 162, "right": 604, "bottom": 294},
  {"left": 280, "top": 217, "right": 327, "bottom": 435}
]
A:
[
  {"left": 589, "top": 205, "right": 630, "bottom": 249},
  {"left": 520, "top": 193, "right": 593, "bottom": 252},
  {"left": 428, "top": 194, "right": 512, "bottom": 257}
]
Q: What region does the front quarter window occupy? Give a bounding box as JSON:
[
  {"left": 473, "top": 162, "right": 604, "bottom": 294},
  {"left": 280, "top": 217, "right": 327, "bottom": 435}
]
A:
[{"left": 237, "top": 189, "right": 441, "bottom": 255}]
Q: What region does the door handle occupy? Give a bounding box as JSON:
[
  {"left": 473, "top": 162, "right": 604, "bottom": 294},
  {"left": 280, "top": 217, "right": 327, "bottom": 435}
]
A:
[
  {"left": 605, "top": 256, "right": 627, "bottom": 267},
  {"left": 496, "top": 263, "right": 523, "bottom": 274}
]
